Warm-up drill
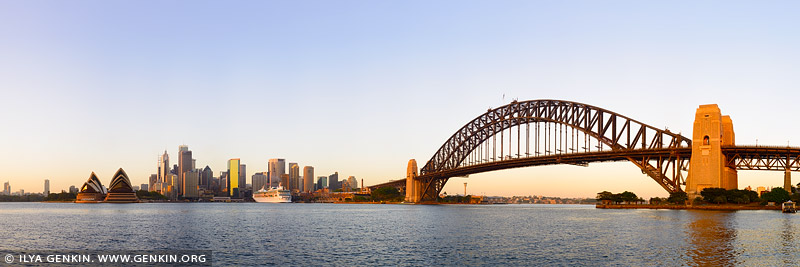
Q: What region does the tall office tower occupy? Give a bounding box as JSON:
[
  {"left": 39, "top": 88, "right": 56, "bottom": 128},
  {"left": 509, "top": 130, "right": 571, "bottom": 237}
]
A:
[
  {"left": 157, "top": 150, "right": 169, "bottom": 191},
  {"left": 69, "top": 185, "right": 77, "bottom": 194},
  {"left": 228, "top": 159, "right": 240, "bottom": 198},
  {"left": 239, "top": 164, "right": 246, "bottom": 192},
  {"left": 268, "top": 159, "right": 286, "bottom": 187},
  {"left": 252, "top": 172, "right": 268, "bottom": 191},
  {"left": 168, "top": 174, "right": 179, "bottom": 199},
  {"left": 148, "top": 174, "right": 157, "bottom": 192},
  {"left": 347, "top": 176, "right": 358, "bottom": 190},
  {"left": 44, "top": 179, "right": 50, "bottom": 196},
  {"left": 219, "top": 171, "right": 228, "bottom": 195},
  {"left": 183, "top": 170, "right": 199, "bottom": 198},
  {"left": 200, "top": 166, "right": 213, "bottom": 189},
  {"left": 178, "top": 145, "right": 192, "bottom": 197},
  {"left": 303, "top": 166, "right": 314, "bottom": 193},
  {"left": 280, "top": 174, "right": 290, "bottom": 188},
  {"left": 316, "top": 176, "right": 328, "bottom": 190},
  {"left": 329, "top": 172, "right": 339, "bottom": 191},
  {"left": 192, "top": 159, "right": 196, "bottom": 170},
  {"left": 3, "top": 182, "right": 9, "bottom": 195},
  {"left": 288, "top": 163, "right": 299, "bottom": 191}
]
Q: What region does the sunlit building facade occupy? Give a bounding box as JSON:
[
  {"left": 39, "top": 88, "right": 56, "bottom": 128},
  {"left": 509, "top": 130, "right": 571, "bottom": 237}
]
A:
[
  {"left": 288, "top": 163, "right": 299, "bottom": 191},
  {"left": 76, "top": 172, "right": 107, "bottom": 203},
  {"left": 303, "top": 166, "right": 314, "bottom": 193},
  {"left": 268, "top": 159, "right": 285, "bottom": 188},
  {"left": 228, "top": 159, "right": 240, "bottom": 198}
]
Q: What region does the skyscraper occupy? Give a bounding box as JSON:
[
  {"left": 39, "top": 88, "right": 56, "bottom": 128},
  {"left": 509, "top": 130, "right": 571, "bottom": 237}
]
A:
[
  {"left": 239, "top": 164, "right": 246, "bottom": 192},
  {"left": 69, "top": 185, "right": 77, "bottom": 194},
  {"left": 329, "top": 172, "right": 339, "bottom": 191},
  {"left": 219, "top": 171, "right": 228, "bottom": 195},
  {"left": 303, "top": 166, "right": 314, "bottom": 193},
  {"left": 184, "top": 170, "right": 199, "bottom": 198},
  {"left": 228, "top": 159, "right": 240, "bottom": 198},
  {"left": 200, "top": 166, "right": 213, "bottom": 189},
  {"left": 4, "top": 181, "right": 10, "bottom": 195},
  {"left": 288, "top": 163, "right": 299, "bottom": 191},
  {"left": 44, "top": 179, "right": 50, "bottom": 196},
  {"left": 178, "top": 145, "right": 192, "bottom": 197},
  {"left": 148, "top": 174, "right": 157, "bottom": 192},
  {"left": 158, "top": 150, "right": 169, "bottom": 193},
  {"left": 280, "top": 174, "right": 290, "bottom": 188},
  {"left": 252, "top": 172, "right": 268, "bottom": 192},
  {"left": 268, "top": 159, "right": 285, "bottom": 187},
  {"left": 316, "top": 176, "right": 327, "bottom": 190},
  {"left": 347, "top": 176, "right": 358, "bottom": 190}
]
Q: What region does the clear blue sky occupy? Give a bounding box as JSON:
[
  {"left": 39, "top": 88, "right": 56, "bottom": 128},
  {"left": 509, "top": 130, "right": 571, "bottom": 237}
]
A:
[{"left": 1, "top": 0, "right": 799, "bottom": 198}]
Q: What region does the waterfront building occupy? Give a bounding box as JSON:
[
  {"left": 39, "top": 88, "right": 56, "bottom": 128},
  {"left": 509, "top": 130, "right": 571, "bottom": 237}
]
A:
[
  {"left": 3, "top": 181, "right": 9, "bottom": 195},
  {"left": 104, "top": 168, "right": 139, "bottom": 203},
  {"left": 228, "top": 159, "right": 241, "bottom": 198},
  {"left": 140, "top": 184, "right": 148, "bottom": 191},
  {"left": 76, "top": 172, "right": 107, "bottom": 203},
  {"left": 44, "top": 179, "right": 50, "bottom": 196},
  {"left": 158, "top": 150, "right": 169, "bottom": 193},
  {"left": 148, "top": 174, "right": 157, "bottom": 192},
  {"left": 200, "top": 166, "right": 213, "bottom": 189},
  {"left": 329, "top": 172, "right": 339, "bottom": 191},
  {"left": 289, "top": 163, "right": 299, "bottom": 191},
  {"left": 316, "top": 176, "right": 328, "bottom": 190},
  {"left": 178, "top": 145, "right": 192, "bottom": 197},
  {"left": 303, "top": 166, "right": 314, "bottom": 193},
  {"left": 347, "top": 176, "right": 358, "bottom": 191},
  {"left": 252, "top": 172, "right": 268, "bottom": 191},
  {"left": 184, "top": 170, "right": 199, "bottom": 198},
  {"left": 69, "top": 185, "right": 77, "bottom": 194},
  {"left": 239, "top": 164, "right": 246, "bottom": 193},
  {"left": 219, "top": 171, "right": 228, "bottom": 195},
  {"left": 268, "top": 159, "right": 285, "bottom": 187},
  {"left": 281, "top": 174, "right": 290, "bottom": 188}
]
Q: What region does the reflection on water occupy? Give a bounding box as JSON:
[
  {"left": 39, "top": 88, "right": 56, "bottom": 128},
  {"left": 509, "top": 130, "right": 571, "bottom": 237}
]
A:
[
  {"left": 686, "top": 211, "right": 739, "bottom": 266},
  {"left": 1, "top": 203, "right": 800, "bottom": 265}
]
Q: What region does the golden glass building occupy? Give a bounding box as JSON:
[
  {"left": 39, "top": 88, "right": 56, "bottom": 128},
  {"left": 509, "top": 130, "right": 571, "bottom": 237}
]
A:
[{"left": 228, "top": 158, "right": 240, "bottom": 198}]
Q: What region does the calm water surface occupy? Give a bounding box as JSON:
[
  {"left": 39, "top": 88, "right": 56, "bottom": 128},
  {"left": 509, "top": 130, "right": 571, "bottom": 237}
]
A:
[{"left": 1, "top": 203, "right": 799, "bottom": 266}]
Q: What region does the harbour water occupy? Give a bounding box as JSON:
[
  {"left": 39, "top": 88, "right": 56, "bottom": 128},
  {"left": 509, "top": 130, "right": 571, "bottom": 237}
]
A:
[{"left": 1, "top": 203, "right": 799, "bottom": 266}]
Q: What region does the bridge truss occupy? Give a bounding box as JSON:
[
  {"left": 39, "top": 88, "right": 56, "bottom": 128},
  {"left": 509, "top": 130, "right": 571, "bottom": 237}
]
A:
[{"left": 415, "top": 99, "right": 693, "bottom": 201}]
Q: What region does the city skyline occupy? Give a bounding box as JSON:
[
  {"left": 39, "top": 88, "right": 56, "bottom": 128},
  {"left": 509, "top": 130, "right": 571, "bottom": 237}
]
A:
[{"left": 2, "top": 1, "right": 800, "bottom": 198}]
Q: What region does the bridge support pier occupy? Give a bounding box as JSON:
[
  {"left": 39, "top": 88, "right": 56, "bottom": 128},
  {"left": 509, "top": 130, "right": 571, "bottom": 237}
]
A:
[
  {"left": 405, "top": 159, "right": 423, "bottom": 202},
  {"left": 785, "top": 169, "right": 792, "bottom": 194},
  {"left": 686, "top": 104, "right": 737, "bottom": 200}
]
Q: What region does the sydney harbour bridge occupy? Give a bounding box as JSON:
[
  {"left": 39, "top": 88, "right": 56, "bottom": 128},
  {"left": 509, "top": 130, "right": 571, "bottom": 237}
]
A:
[{"left": 369, "top": 99, "right": 800, "bottom": 203}]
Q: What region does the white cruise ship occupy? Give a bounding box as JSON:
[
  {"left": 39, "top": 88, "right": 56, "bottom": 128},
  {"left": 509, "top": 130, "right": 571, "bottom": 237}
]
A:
[{"left": 253, "top": 186, "right": 292, "bottom": 203}]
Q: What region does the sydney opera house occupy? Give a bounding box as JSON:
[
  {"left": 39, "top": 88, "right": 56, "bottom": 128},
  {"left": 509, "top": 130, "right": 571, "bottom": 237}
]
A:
[{"left": 76, "top": 168, "right": 139, "bottom": 203}]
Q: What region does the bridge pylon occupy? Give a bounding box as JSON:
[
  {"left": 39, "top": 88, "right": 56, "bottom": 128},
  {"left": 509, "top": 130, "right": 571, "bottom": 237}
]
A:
[
  {"left": 405, "top": 159, "right": 423, "bottom": 202},
  {"left": 686, "top": 104, "right": 738, "bottom": 199}
]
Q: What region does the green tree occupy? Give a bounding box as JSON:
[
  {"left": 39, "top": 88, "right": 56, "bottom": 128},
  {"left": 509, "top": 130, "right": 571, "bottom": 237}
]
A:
[
  {"left": 619, "top": 191, "right": 638, "bottom": 204},
  {"left": 371, "top": 187, "right": 402, "bottom": 202},
  {"left": 667, "top": 192, "right": 688, "bottom": 204},
  {"left": 649, "top": 197, "right": 663, "bottom": 205},
  {"left": 596, "top": 191, "right": 614, "bottom": 201},
  {"left": 762, "top": 187, "right": 791, "bottom": 204},
  {"left": 136, "top": 190, "right": 168, "bottom": 200},
  {"left": 701, "top": 188, "right": 727, "bottom": 203}
]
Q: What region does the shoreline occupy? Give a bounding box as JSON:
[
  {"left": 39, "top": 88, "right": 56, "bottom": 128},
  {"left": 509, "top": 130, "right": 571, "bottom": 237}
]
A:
[{"left": 596, "top": 204, "right": 782, "bottom": 211}]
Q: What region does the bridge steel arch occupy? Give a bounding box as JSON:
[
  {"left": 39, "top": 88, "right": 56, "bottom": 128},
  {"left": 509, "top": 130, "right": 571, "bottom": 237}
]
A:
[{"left": 414, "top": 99, "right": 693, "bottom": 202}]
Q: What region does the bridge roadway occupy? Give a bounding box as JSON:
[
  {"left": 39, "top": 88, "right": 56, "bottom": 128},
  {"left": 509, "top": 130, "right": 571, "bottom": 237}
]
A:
[{"left": 369, "top": 145, "right": 800, "bottom": 191}]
